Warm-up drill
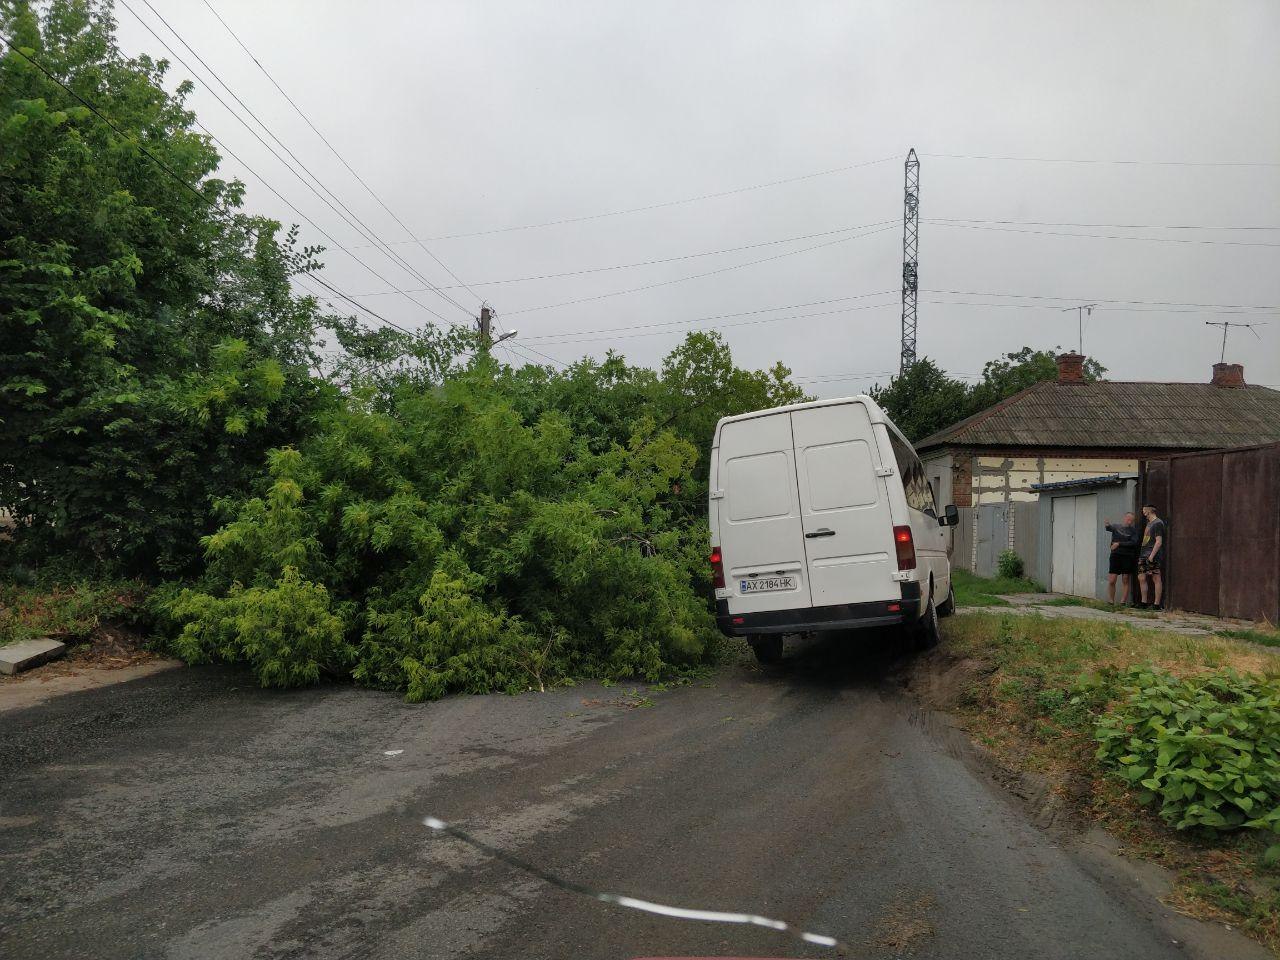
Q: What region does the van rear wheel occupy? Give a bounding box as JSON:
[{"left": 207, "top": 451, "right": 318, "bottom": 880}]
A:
[
  {"left": 750, "top": 636, "right": 784, "bottom": 665},
  {"left": 937, "top": 584, "right": 956, "bottom": 618},
  {"left": 914, "top": 595, "right": 941, "bottom": 651}
]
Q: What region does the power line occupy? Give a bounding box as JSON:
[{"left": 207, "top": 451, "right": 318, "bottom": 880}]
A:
[
  {"left": 922, "top": 152, "right": 1280, "bottom": 168},
  {"left": 923, "top": 289, "right": 1280, "bottom": 311},
  {"left": 926, "top": 220, "right": 1280, "bottom": 248},
  {"left": 413, "top": 155, "right": 898, "bottom": 242},
  {"left": 344, "top": 219, "right": 897, "bottom": 296},
  {"left": 0, "top": 31, "right": 424, "bottom": 338},
  {"left": 193, "top": 119, "right": 454, "bottom": 327},
  {"left": 504, "top": 223, "right": 898, "bottom": 316},
  {"left": 921, "top": 298, "right": 1273, "bottom": 316},
  {"left": 931, "top": 217, "right": 1280, "bottom": 232},
  {"left": 120, "top": 0, "right": 472, "bottom": 322},
  {"left": 196, "top": 0, "right": 485, "bottom": 307},
  {"left": 523, "top": 291, "right": 898, "bottom": 342},
  {"left": 527, "top": 299, "right": 901, "bottom": 348}
]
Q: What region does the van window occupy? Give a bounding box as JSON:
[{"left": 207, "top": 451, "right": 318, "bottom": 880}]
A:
[
  {"left": 888, "top": 430, "right": 934, "bottom": 515},
  {"left": 725, "top": 452, "right": 793, "bottom": 521},
  {"left": 803, "top": 440, "right": 878, "bottom": 511}
]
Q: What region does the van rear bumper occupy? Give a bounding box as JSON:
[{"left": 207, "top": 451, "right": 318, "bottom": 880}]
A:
[{"left": 716, "top": 583, "right": 921, "bottom": 636}]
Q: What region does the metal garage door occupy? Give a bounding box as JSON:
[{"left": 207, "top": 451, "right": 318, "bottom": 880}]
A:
[{"left": 1051, "top": 494, "right": 1098, "bottom": 598}]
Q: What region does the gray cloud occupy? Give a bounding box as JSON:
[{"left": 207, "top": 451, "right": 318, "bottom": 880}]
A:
[{"left": 115, "top": 0, "right": 1280, "bottom": 392}]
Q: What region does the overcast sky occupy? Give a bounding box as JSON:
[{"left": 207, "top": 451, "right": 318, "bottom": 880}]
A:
[{"left": 113, "top": 0, "right": 1280, "bottom": 394}]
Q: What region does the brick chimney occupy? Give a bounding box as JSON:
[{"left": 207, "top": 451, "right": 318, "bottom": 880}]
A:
[
  {"left": 1211, "top": 362, "right": 1246, "bottom": 387},
  {"left": 1055, "top": 351, "right": 1086, "bottom": 383}
]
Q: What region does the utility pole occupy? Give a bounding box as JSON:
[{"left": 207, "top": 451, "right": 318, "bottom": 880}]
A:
[
  {"left": 476, "top": 303, "right": 517, "bottom": 354},
  {"left": 1059, "top": 303, "right": 1095, "bottom": 354},
  {"left": 900, "top": 149, "right": 920, "bottom": 374},
  {"left": 1205, "top": 320, "right": 1263, "bottom": 362}
]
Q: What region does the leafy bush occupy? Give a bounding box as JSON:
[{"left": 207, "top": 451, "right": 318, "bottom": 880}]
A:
[
  {"left": 162, "top": 334, "right": 797, "bottom": 699},
  {"left": 1096, "top": 668, "right": 1280, "bottom": 838},
  {"left": 997, "top": 549, "right": 1025, "bottom": 580}
]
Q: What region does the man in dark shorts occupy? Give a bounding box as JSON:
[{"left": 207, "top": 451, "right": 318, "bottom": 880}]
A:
[
  {"left": 1137, "top": 504, "right": 1167, "bottom": 610},
  {"left": 1104, "top": 512, "right": 1138, "bottom": 605}
]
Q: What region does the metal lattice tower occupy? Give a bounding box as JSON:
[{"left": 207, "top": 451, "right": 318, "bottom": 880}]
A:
[{"left": 900, "top": 149, "right": 920, "bottom": 373}]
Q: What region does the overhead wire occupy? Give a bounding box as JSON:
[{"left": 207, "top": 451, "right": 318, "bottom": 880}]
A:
[
  {"left": 922, "top": 289, "right": 1280, "bottom": 311},
  {"left": 196, "top": 0, "right": 486, "bottom": 307},
  {"left": 930, "top": 217, "right": 1280, "bottom": 232},
  {"left": 0, "top": 31, "right": 422, "bottom": 338},
  {"left": 523, "top": 290, "right": 899, "bottom": 342},
  {"left": 133, "top": 0, "right": 473, "bottom": 317},
  {"left": 119, "top": 0, "right": 472, "bottom": 324},
  {"left": 922, "top": 152, "right": 1280, "bottom": 168},
  {"left": 346, "top": 219, "right": 898, "bottom": 296},
  {"left": 411, "top": 155, "right": 898, "bottom": 242},
  {"left": 504, "top": 223, "right": 898, "bottom": 316},
  {"left": 925, "top": 220, "right": 1280, "bottom": 248}
]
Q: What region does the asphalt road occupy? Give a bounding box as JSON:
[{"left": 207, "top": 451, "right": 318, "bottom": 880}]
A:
[{"left": 0, "top": 635, "right": 1260, "bottom": 960}]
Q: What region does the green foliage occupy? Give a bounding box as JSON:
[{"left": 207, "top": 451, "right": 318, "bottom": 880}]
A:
[
  {"left": 0, "top": 1, "right": 335, "bottom": 576},
  {"left": 996, "top": 549, "right": 1025, "bottom": 580},
  {"left": 951, "top": 569, "right": 1043, "bottom": 607},
  {"left": 169, "top": 566, "right": 352, "bottom": 688},
  {"left": 868, "top": 358, "right": 971, "bottom": 443},
  {"left": 163, "top": 332, "right": 793, "bottom": 699},
  {"left": 0, "top": 578, "right": 146, "bottom": 645},
  {"left": 1096, "top": 668, "right": 1280, "bottom": 837}
]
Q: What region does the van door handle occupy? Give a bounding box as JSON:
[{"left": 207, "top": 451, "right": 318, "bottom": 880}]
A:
[{"left": 805, "top": 528, "right": 836, "bottom": 539}]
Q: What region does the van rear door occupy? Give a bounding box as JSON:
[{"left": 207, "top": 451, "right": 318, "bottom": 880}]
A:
[
  {"left": 715, "top": 413, "right": 813, "bottom": 612},
  {"left": 790, "top": 403, "right": 897, "bottom": 605}
]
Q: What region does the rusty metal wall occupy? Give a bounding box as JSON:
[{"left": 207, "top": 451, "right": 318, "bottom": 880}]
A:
[{"left": 1141, "top": 443, "right": 1280, "bottom": 623}]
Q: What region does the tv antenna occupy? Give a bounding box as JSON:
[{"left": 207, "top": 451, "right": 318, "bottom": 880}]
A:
[
  {"left": 1205, "top": 320, "right": 1263, "bottom": 362},
  {"left": 1059, "top": 304, "right": 1096, "bottom": 354}
]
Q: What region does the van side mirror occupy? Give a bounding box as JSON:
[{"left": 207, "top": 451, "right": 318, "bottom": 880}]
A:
[{"left": 941, "top": 504, "right": 959, "bottom": 527}]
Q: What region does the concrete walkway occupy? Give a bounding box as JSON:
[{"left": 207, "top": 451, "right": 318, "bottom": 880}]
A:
[{"left": 980, "top": 594, "right": 1238, "bottom": 637}]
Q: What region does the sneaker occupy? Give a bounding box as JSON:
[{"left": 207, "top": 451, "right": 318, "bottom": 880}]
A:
[
  {"left": 1152, "top": 604, "right": 1164, "bottom": 611},
  {"left": 1133, "top": 602, "right": 1148, "bottom": 609}
]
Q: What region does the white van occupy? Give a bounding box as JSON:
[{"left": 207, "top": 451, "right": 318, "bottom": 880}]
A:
[{"left": 708, "top": 396, "right": 958, "bottom": 663}]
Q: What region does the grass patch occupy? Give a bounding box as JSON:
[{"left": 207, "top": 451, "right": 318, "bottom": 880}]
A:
[
  {"left": 1219, "top": 626, "right": 1280, "bottom": 649},
  {"left": 0, "top": 580, "right": 148, "bottom": 647},
  {"left": 1039, "top": 595, "right": 1159, "bottom": 618},
  {"left": 938, "top": 611, "right": 1280, "bottom": 952},
  {"left": 952, "top": 569, "right": 1044, "bottom": 608}
]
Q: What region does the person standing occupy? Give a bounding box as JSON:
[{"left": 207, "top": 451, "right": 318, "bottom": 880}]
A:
[
  {"left": 1104, "top": 512, "right": 1139, "bottom": 605},
  {"left": 1137, "top": 504, "right": 1167, "bottom": 610}
]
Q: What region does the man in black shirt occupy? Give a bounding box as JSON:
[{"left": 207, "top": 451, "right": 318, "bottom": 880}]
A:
[
  {"left": 1137, "top": 504, "right": 1167, "bottom": 610},
  {"left": 1104, "top": 512, "right": 1138, "bottom": 605}
]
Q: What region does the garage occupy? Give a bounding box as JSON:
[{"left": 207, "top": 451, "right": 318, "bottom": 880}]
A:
[
  {"left": 1034, "top": 475, "right": 1139, "bottom": 601},
  {"left": 1050, "top": 494, "right": 1098, "bottom": 596}
]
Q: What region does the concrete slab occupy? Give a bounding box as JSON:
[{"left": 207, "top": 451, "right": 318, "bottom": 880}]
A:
[{"left": 0, "top": 638, "right": 67, "bottom": 675}]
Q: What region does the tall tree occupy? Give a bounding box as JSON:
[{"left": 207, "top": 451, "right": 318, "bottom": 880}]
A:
[
  {"left": 968, "top": 346, "right": 1106, "bottom": 411},
  {"left": 0, "top": 0, "right": 332, "bottom": 575},
  {"left": 869, "top": 358, "right": 972, "bottom": 443}
]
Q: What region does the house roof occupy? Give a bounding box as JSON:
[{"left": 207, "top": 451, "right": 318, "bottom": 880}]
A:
[{"left": 916, "top": 380, "right": 1280, "bottom": 453}]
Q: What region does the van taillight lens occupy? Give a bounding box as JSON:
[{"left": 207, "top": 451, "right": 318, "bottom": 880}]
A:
[
  {"left": 893, "top": 525, "right": 916, "bottom": 570},
  {"left": 710, "top": 547, "right": 726, "bottom": 589}
]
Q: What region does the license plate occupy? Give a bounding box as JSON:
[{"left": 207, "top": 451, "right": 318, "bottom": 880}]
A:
[{"left": 740, "top": 576, "right": 796, "bottom": 594}]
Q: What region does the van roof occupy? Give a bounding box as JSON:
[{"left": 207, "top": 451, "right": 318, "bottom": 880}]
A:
[{"left": 712, "top": 395, "right": 894, "bottom": 444}]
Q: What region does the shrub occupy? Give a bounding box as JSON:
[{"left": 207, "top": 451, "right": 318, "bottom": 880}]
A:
[
  {"left": 1095, "top": 668, "right": 1280, "bottom": 841},
  {"left": 997, "top": 549, "right": 1025, "bottom": 580}
]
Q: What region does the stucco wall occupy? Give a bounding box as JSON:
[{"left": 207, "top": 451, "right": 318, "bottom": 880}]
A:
[{"left": 971, "top": 456, "right": 1139, "bottom": 505}]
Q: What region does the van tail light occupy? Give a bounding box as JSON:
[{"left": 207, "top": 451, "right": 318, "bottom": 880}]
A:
[
  {"left": 893, "top": 525, "right": 916, "bottom": 570},
  {"left": 709, "top": 546, "right": 726, "bottom": 589}
]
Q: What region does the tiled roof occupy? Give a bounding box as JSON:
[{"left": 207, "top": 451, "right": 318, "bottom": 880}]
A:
[{"left": 916, "top": 381, "right": 1280, "bottom": 452}]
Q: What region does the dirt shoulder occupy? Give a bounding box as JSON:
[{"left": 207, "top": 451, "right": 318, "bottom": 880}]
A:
[{"left": 909, "top": 608, "right": 1280, "bottom": 955}]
